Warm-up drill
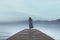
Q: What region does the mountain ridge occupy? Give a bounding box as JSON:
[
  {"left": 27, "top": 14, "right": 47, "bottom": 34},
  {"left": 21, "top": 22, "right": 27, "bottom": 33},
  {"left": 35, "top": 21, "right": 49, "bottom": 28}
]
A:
[{"left": 0, "top": 19, "right": 60, "bottom": 25}]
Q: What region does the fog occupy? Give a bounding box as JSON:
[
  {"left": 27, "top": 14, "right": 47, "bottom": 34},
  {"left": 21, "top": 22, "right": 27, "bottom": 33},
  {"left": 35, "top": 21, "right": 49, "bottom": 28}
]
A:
[
  {"left": 0, "top": 0, "right": 60, "bottom": 40},
  {"left": 0, "top": 0, "right": 60, "bottom": 22}
]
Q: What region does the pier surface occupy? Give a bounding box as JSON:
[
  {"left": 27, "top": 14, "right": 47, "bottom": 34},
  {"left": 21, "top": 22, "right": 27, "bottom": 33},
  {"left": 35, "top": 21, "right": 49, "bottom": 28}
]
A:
[{"left": 7, "top": 29, "right": 54, "bottom": 40}]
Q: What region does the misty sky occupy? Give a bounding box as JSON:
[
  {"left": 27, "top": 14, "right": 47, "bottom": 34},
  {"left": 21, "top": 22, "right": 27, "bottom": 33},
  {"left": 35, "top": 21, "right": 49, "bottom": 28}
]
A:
[{"left": 0, "top": 0, "right": 60, "bottom": 22}]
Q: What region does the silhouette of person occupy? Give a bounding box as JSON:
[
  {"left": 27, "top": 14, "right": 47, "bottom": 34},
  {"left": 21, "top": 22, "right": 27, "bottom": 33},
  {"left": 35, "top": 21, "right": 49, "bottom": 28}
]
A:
[{"left": 29, "top": 17, "right": 33, "bottom": 29}]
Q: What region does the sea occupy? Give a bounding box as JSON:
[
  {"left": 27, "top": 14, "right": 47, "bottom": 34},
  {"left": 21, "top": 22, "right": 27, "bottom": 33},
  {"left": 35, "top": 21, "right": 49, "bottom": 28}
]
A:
[{"left": 0, "top": 22, "right": 60, "bottom": 40}]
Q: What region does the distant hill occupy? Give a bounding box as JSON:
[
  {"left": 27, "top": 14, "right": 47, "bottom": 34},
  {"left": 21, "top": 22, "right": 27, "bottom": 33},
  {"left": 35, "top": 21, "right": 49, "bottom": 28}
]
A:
[{"left": 0, "top": 19, "right": 60, "bottom": 25}]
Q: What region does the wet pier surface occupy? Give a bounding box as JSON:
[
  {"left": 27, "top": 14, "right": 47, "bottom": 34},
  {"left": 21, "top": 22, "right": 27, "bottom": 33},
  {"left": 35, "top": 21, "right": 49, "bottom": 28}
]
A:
[{"left": 7, "top": 29, "right": 54, "bottom": 40}]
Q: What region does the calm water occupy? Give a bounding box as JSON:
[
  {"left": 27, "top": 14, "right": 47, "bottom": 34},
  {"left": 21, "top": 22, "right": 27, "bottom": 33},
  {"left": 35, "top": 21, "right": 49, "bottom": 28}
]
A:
[{"left": 0, "top": 23, "right": 60, "bottom": 40}]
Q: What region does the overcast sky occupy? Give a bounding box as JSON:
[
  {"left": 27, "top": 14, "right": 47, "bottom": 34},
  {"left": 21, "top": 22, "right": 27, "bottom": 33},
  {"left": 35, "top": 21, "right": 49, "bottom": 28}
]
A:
[{"left": 0, "top": 0, "right": 60, "bottom": 22}]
